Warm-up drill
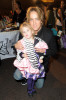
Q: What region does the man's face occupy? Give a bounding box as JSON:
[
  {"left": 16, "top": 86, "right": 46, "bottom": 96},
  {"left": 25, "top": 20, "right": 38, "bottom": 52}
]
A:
[{"left": 29, "top": 11, "right": 42, "bottom": 33}]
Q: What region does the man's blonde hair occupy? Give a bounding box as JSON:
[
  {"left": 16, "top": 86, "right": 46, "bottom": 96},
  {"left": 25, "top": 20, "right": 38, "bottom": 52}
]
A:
[
  {"left": 19, "top": 22, "right": 35, "bottom": 36},
  {"left": 26, "top": 6, "right": 44, "bottom": 25}
]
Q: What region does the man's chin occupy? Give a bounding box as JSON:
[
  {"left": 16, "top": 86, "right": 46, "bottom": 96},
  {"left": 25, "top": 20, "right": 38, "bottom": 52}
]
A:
[
  {"left": 33, "top": 27, "right": 41, "bottom": 32},
  {"left": 33, "top": 28, "right": 38, "bottom": 31}
]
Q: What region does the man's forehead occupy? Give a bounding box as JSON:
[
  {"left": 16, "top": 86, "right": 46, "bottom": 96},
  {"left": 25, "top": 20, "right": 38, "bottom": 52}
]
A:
[{"left": 30, "top": 11, "right": 39, "bottom": 18}]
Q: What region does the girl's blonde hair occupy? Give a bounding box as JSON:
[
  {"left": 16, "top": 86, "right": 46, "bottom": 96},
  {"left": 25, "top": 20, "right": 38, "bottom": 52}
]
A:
[
  {"left": 19, "top": 22, "right": 35, "bottom": 36},
  {"left": 26, "top": 6, "right": 44, "bottom": 25}
]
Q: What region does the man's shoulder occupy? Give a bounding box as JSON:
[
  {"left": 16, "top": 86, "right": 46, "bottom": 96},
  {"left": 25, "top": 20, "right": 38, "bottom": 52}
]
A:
[
  {"left": 41, "top": 26, "right": 54, "bottom": 43},
  {"left": 42, "top": 26, "right": 53, "bottom": 36}
]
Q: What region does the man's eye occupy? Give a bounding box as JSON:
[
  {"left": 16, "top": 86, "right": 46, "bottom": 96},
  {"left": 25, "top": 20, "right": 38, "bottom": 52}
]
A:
[{"left": 30, "top": 19, "right": 33, "bottom": 21}]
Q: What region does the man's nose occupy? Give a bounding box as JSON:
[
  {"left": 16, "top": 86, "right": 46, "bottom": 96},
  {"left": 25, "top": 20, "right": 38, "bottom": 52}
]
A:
[{"left": 33, "top": 19, "right": 36, "bottom": 25}]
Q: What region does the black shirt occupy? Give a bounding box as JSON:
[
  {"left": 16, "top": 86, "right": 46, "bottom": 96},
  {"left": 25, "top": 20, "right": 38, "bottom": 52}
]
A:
[
  {"left": 37, "top": 25, "right": 57, "bottom": 56},
  {"left": 12, "top": 9, "right": 26, "bottom": 24}
]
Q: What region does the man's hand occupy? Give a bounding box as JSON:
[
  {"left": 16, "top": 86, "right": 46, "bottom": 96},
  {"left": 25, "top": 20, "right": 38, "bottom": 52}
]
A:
[
  {"left": 34, "top": 48, "right": 46, "bottom": 53},
  {"left": 39, "top": 59, "right": 43, "bottom": 63},
  {"left": 14, "top": 40, "right": 24, "bottom": 50},
  {"left": 22, "top": 53, "right": 28, "bottom": 58}
]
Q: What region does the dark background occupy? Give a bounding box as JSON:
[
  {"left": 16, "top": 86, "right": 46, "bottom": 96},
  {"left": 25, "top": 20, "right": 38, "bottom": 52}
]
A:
[{"left": 0, "top": 0, "right": 66, "bottom": 16}]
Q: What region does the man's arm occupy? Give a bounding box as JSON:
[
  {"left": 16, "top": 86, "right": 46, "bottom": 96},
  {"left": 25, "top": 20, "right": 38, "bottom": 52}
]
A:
[
  {"left": 14, "top": 40, "right": 24, "bottom": 50},
  {"left": 46, "top": 34, "right": 57, "bottom": 57},
  {"left": 35, "top": 30, "right": 57, "bottom": 57}
]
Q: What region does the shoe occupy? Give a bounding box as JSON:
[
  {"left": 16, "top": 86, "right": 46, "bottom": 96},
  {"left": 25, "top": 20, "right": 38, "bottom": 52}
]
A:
[
  {"left": 28, "top": 90, "right": 33, "bottom": 97},
  {"left": 21, "top": 78, "right": 27, "bottom": 85},
  {"left": 28, "top": 93, "right": 33, "bottom": 97},
  {"left": 28, "top": 90, "right": 37, "bottom": 97},
  {"left": 32, "top": 90, "right": 37, "bottom": 95}
]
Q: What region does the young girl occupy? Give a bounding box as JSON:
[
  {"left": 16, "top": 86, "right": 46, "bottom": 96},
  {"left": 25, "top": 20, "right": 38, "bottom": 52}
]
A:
[{"left": 13, "top": 22, "right": 48, "bottom": 97}]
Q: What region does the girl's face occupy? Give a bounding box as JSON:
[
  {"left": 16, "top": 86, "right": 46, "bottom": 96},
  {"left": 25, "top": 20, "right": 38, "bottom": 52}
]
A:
[{"left": 21, "top": 27, "right": 33, "bottom": 39}]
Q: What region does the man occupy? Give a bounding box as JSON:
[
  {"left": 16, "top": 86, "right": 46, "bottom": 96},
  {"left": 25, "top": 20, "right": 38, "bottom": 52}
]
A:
[{"left": 13, "top": 6, "right": 57, "bottom": 88}]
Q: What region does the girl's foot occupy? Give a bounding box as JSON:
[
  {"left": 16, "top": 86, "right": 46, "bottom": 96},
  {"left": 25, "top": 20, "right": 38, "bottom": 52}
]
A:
[
  {"left": 28, "top": 90, "right": 33, "bottom": 97},
  {"left": 32, "top": 89, "right": 37, "bottom": 95}
]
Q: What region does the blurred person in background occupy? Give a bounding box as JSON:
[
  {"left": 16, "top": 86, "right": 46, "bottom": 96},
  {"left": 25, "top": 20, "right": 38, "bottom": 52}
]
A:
[
  {"left": 12, "top": 0, "right": 26, "bottom": 26},
  {"left": 56, "top": 0, "right": 65, "bottom": 31},
  {"left": 56, "top": 8, "right": 63, "bottom": 31},
  {"left": 60, "top": 0, "right": 65, "bottom": 21},
  {"left": 46, "top": 5, "right": 55, "bottom": 29}
]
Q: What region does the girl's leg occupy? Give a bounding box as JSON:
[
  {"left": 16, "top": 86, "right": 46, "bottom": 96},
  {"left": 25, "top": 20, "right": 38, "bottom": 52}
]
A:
[
  {"left": 27, "top": 78, "right": 36, "bottom": 96},
  {"left": 27, "top": 78, "right": 33, "bottom": 96},
  {"left": 32, "top": 79, "right": 36, "bottom": 93}
]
